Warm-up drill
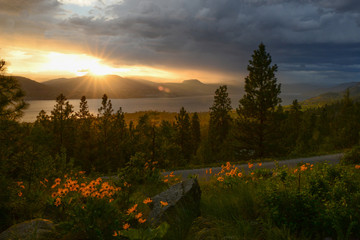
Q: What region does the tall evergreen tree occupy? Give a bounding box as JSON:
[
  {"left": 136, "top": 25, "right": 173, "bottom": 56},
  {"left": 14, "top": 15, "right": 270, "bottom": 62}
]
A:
[
  {"left": 191, "top": 112, "right": 201, "bottom": 155},
  {"left": 174, "top": 107, "right": 192, "bottom": 164},
  {"left": 96, "top": 94, "right": 114, "bottom": 172},
  {"left": 208, "top": 85, "right": 232, "bottom": 160},
  {"left": 236, "top": 43, "right": 281, "bottom": 158},
  {"left": 51, "top": 94, "right": 74, "bottom": 154},
  {"left": 75, "top": 96, "right": 94, "bottom": 171},
  {"left": 0, "top": 59, "right": 27, "bottom": 120}
]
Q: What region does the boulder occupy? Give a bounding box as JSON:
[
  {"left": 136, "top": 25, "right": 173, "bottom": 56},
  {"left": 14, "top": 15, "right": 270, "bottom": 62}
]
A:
[
  {"left": 0, "top": 219, "right": 55, "bottom": 240},
  {"left": 149, "top": 178, "right": 201, "bottom": 239}
]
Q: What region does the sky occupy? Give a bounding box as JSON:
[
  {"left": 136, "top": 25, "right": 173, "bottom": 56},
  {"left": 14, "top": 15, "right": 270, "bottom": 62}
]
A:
[{"left": 0, "top": 0, "right": 360, "bottom": 84}]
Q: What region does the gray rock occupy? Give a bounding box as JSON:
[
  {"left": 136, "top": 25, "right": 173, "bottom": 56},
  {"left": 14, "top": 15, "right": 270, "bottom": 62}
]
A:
[
  {"left": 0, "top": 219, "right": 55, "bottom": 240},
  {"left": 148, "top": 178, "right": 201, "bottom": 239}
]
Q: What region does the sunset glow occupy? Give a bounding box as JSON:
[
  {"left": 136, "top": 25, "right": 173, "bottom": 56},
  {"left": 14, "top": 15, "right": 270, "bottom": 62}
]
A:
[{"left": 43, "top": 52, "right": 114, "bottom": 76}]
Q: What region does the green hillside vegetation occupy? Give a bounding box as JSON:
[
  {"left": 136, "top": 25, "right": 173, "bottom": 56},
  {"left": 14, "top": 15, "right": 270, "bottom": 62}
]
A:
[{"left": 302, "top": 82, "right": 360, "bottom": 107}]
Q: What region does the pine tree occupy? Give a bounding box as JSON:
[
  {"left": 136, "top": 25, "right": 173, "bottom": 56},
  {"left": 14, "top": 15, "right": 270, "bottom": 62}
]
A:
[
  {"left": 51, "top": 94, "right": 74, "bottom": 152},
  {"left": 174, "top": 107, "right": 192, "bottom": 164},
  {"left": 236, "top": 43, "right": 281, "bottom": 158},
  {"left": 191, "top": 112, "right": 201, "bottom": 155},
  {"left": 96, "top": 94, "right": 114, "bottom": 172},
  {"left": 208, "top": 85, "right": 232, "bottom": 159},
  {"left": 0, "top": 59, "right": 27, "bottom": 120},
  {"left": 75, "top": 96, "right": 94, "bottom": 171}
]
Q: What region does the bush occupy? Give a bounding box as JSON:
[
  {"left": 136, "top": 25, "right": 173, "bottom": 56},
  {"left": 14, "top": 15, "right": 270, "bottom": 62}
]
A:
[{"left": 341, "top": 145, "right": 360, "bottom": 165}]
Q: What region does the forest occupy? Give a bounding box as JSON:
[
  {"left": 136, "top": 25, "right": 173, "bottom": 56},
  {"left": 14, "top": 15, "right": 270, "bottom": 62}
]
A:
[{"left": 2, "top": 44, "right": 360, "bottom": 239}]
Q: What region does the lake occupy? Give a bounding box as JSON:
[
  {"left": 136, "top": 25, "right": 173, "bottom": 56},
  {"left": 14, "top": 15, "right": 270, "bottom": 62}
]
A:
[
  {"left": 22, "top": 95, "right": 243, "bottom": 122},
  {"left": 21, "top": 93, "right": 299, "bottom": 122}
]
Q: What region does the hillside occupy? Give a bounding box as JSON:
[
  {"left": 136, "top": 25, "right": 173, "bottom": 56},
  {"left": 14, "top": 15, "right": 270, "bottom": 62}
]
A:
[
  {"left": 302, "top": 82, "right": 360, "bottom": 106},
  {"left": 17, "top": 74, "right": 243, "bottom": 100},
  {"left": 14, "top": 76, "right": 58, "bottom": 100}
]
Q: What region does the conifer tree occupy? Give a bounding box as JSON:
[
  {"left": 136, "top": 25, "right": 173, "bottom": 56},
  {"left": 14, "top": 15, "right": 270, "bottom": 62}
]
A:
[
  {"left": 96, "top": 94, "right": 114, "bottom": 171},
  {"left": 0, "top": 59, "right": 27, "bottom": 120},
  {"left": 174, "top": 107, "right": 192, "bottom": 164},
  {"left": 209, "top": 85, "right": 232, "bottom": 156},
  {"left": 236, "top": 43, "right": 281, "bottom": 158},
  {"left": 51, "top": 93, "right": 74, "bottom": 152},
  {"left": 191, "top": 112, "right": 201, "bottom": 155}
]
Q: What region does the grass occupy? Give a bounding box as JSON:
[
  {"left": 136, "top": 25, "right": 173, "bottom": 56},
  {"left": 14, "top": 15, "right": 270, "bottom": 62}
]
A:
[{"left": 186, "top": 161, "right": 360, "bottom": 240}]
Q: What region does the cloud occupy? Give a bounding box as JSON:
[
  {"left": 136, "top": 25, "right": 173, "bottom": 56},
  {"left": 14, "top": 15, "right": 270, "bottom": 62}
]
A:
[{"left": 1, "top": 0, "right": 360, "bottom": 84}]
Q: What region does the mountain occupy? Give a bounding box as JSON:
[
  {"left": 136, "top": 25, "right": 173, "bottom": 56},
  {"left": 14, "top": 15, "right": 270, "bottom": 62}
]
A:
[
  {"left": 14, "top": 76, "right": 58, "bottom": 100},
  {"left": 16, "top": 74, "right": 242, "bottom": 100},
  {"left": 41, "top": 75, "right": 228, "bottom": 99},
  {"left": 302, "top": 82, "right": 360, "bottom": 106}
]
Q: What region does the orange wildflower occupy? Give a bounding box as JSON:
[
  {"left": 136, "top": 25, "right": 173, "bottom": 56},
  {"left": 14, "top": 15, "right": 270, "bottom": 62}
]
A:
[
  {"left": 258, "top": 163, "right": 262, "bottom": 167},
  {"left": 123, "top": 223, "right": 130, "bottom": 230},
  {"left": 113, "top": 231, "right": 121, "bottom": 236},
  {"left": 143, "top": 198, "right": 153, "bottom": 204},
  {"left": 356, "top": 165, "right": 360, "bottom": 169},
  {"left": 127, "top": 204, "right": 138, "bottom": 215},
  {"left": 55, "top": 178, "right": 61, "bottom": 184},
  {"left": 238, "top": 172, "right": 243, "bottom": 177},
  {"left": 294, "top": 169, "right": 298, "bottom": 173},
  {"left": 164, "top": 179, "right": 169, "bottom": 183},
  {"left": 209, "top": 168, "right": 212, "bottom": 174},
  {"left": 160, "top": 201, "right": 168, "bottom": 207},
  {"left": 217, "top": 177, "right": 224, "bottom": 182},
  {"left": 248, "top": 163, "right": 254, "bottom": 169},
  {"left": 138, "top": 218, "right": 147, "bottom": 224},
  {"left": 251, "top": 172, "right": 255, "bottom": 175},
  {"left": 51, "top": 192, "right": 58, "bottom": 198},
  {"left": 55, "top": 198, "right": 61, "bottom": 207},
  {"left": 135, "top": 212, "right": 143, "bottom": 219},
  {"left": 18, "top": 192, "right": 22, "bottom": 197},
  {"left": 300, "top": 164, "right": 307, "bottom": 171}
]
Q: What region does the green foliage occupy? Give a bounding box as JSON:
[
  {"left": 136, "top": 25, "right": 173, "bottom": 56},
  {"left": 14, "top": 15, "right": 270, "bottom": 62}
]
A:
[
  {"left": 208, "top": 85, "right": 233, "bottom": 162},
  {"left": 174, "top": 107, "right": 193, "bottom": 164},
  {"left": 198, "top": 163, "right": 360, "bottom": 239},
  {"left": 119, "top": 152, "right": 161, "bottom": 185},
  {"left": 120, "top": 222, "right": 169, "bottom": 240},
  {"left": 0, "top": 59, "right": 27, "bottom": 120},
  {"left": 341, "top": 145, "right": 360, "bottom": 165}
]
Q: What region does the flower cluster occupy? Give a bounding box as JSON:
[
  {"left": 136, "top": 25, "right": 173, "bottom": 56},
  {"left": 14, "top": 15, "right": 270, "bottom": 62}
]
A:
[
  {"left": 294, "top": 163, "right": 314, "bottom": 173},
  {"left": 16, "top": 181, "right": 25, "bottom": 197},
  {"left": 112, "top": 197, "right": 159, "bottom": 237},
  {"left": 50, "top": 173, "right": 122, "bottom": 207},
  {"left": 163, "top": 171, "right": 180, "bottom": 184}
]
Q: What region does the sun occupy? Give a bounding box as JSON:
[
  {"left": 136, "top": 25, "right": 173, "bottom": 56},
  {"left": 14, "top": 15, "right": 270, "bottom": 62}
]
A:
[
  {"left": 87, "top": 64, "right": 114, "bottom": 76},
  {"left": 43, "top": 52, "right": 115, "bottom": 76}
]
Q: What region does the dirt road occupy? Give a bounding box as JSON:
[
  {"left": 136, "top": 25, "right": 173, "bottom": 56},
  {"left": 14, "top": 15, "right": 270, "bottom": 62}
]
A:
[{"left": 164, "top": 153, "right": 344, "bottom": 180}]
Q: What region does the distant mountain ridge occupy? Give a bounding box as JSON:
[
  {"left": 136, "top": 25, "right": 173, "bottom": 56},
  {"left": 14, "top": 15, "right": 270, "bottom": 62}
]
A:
[
  {"left": 14, "top": 74, "right": 359, "bottom": 105},
  {"left": 302, "top": 82, "right": 360, "bottom": 106},
  {"left": 15, "top": 74, "right": 243, "bottom": 100}
]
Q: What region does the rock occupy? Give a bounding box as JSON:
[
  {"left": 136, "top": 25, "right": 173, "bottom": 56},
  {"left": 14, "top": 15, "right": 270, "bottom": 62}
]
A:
[
  {"left": 0, "top": 218, "right": 55, "bottom": 240},
  {"left": 148, "top": 178, "right": 201, "bottom": 239}
]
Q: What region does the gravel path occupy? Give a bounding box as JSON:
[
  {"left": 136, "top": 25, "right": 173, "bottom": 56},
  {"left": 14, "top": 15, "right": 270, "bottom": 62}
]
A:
[{"left": 163, "top": 153, "right": 344, "bottom": 180}]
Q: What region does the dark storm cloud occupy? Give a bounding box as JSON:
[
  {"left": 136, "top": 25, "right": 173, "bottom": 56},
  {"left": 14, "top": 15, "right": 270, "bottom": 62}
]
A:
[{"left": 1, "top": 0, "right": 360, "bottom": 83}]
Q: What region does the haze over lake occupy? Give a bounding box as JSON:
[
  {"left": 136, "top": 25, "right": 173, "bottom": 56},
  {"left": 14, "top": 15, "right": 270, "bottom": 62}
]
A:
[
  {"left": 22, "top": 94, "right": 301, "bottom": 122},
  {"left": 21, "top": 95, "right": 238, "bottom": 122}
]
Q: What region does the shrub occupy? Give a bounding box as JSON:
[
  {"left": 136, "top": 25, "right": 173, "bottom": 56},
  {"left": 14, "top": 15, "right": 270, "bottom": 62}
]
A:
[{"left": 341, "top": 145, "right": 360, "bottom": 165}]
